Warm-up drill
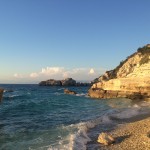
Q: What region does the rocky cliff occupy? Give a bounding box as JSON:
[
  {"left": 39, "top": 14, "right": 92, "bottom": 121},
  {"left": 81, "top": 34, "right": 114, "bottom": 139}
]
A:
[{"left": 89, "top": 44, "right": 150, "bottom": 100}]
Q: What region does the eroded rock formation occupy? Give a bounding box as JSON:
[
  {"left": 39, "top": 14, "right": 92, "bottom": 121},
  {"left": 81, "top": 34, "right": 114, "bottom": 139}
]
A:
[
  {"left": 89, "top": 45, "right": 150, "bottom": 100},
  {"left": 39, "top": 78, "right": 90, "bottom": 86},
  {"left": 64, "top": 89, "right": 77, "bottom": 95}
]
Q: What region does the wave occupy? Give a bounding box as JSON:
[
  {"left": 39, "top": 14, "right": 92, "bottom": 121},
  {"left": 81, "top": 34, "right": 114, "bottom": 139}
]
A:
[
  {"left": 47, "top": 101, "right": 150, "bottom": 150},
  {"left": 58, "top": 88, "right": 65, "bottom": 91},
  {"left": 54, "top": 92, "right": 64, "bottom": 96},
  {"left": 27, "top": 100, "right": 150, "bottom": 150},
  {"left": 75, "top": 93, "right": 87, "bottom": 97},
  {"left": 3, "top": 94, "right": 29, "bottom": 100}
]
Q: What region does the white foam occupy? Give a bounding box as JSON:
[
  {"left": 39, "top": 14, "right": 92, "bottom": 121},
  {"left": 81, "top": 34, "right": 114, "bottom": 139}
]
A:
[
  {"left": 47, "top": 101, "right": 150, "bottom": 150},
  {"left": 54, "top": 92, "right": 63, "bottom": 96},
  {"left": 58, "top": 88, "right": 65, "bottom": 91},
  {"left": 76, "top": 93, "right": 86, "bottom": 97},
  {"left": 3, "top": 94, "right": 21, "bottom": 98},
  {"left": 101, "top": 115, "right": 112, "bottom": 123},
  {"left": 47, "top": 120, "right": 101, "bottom": 150}
]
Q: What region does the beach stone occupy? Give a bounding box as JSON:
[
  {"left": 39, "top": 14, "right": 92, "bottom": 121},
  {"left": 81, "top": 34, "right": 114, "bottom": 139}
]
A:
[
  {"left": 64, "top": 89, "right": 77, "bottom": 95},
  {"left": 97, "top": 132, "right": 115, "bottom": 145},
  {"left": 0, "top": 89, "right": 4, "bottom": 101}
]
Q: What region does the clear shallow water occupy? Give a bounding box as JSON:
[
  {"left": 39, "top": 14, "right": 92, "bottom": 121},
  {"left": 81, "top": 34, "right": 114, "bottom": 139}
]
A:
[{"left": 0, "top": 84, "right": 150, "bottom": 150}]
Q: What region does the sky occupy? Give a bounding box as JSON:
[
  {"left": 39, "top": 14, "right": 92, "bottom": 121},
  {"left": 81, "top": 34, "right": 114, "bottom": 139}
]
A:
[{"left": 0, "top": 0, "right": 150, "bottom": 83}]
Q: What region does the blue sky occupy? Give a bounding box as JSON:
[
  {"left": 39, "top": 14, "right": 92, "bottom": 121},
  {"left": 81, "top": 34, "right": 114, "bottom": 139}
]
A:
[{"left": 0, "top": 0, "right": 150, "bottom": 83}]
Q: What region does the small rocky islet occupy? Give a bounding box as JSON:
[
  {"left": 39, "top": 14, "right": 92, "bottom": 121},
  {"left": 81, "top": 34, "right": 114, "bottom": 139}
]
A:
[{"left": 39, "top": 77, "right": 91, "bottom": 86}]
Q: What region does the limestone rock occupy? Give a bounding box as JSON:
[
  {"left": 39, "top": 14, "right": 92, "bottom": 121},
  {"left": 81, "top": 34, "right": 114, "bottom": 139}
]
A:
[
  {"left": 64, "top": 89, "right": 77, "bottom": 95},
  {"left": 61, "top": 78, "right": 76, "bottom": 86},
  {"left": 0, "top": 89, "right": 4, "bottom": 101},
  {"left": 89, "top": 45, "right": 150, "bottom": 100},
  {"left": 97, "top": 132, "right": 115, "bottom": 145}
]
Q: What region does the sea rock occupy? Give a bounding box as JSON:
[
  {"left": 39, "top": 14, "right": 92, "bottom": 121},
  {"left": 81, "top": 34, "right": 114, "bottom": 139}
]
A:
[
  {"left": 89, "top": 44, "right": 150, "bottom": 100},
  {"left": 39, "top": 79, "right": 62, "bottom": 86},
  {"left": 0, "top": 89, "right": 4, "bottom": 101},
  {"left": 61, "top": 78, "right": 76, "bottom": 86},
  {"left": 76, "top": 82, "right": 91, "bottom": 86},
  {"left": 97, "top": 132, "right": 115, "bottom": 145},
  {"left": 39, "top": 81, "right": 47, "bottom": 86},
  {"left": 64, "top": 89, "right": 77, "bottom": 95},
  {"left": 39, "top": 78, "right": 91, "bottom": 86}
]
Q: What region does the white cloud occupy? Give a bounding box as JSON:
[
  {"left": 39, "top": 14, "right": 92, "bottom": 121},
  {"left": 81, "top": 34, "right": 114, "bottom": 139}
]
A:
[
  {"left": 89, "top": 68, "right": 95, "bottom": 74},
  {"left": 40, "top": 67, "right": 65, "bottom": 75},
  {"left": 63, "top": 72, "right": 69, "bottom": 78},
  {"left": 14, "top": 73, "right": 23, "bottom": 78},
  {"left": 30, "top": 72, "right": 39, "bottom": 78},
  {"left": 13, "top": 66, "right": 106, "bottom": 83}
]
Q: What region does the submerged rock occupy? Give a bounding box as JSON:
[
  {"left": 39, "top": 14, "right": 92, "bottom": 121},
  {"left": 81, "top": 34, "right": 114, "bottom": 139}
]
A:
[
  {"left": 97, "top": 132, "right": 115, "bottom": 145},
  {"left": 64, "top": 89, "right": 77, "bottom": 95},
  {"left": 0, "top": 89, "right": 4, "bottom": 101}
]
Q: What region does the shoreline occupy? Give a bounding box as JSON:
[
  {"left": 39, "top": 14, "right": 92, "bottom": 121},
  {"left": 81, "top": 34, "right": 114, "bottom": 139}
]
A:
[{"left": 87, "top": 113, "right": 150, "bottom": 150}]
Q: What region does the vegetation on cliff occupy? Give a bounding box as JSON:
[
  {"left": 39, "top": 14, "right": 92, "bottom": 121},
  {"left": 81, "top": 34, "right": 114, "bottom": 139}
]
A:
[
  {"left": 94, "top": 44, "right": 150, "bottom": 84},
  {"left": 89, "top": 44, "right": 150, "bottom": 100},
  {"left": 138, "top": 45, "right": 150, "bottom": 65}
]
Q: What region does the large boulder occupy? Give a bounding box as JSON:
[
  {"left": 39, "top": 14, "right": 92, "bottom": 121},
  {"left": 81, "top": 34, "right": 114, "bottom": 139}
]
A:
[
  {"left": 97, "top": 132, "right": 115, "bottom": 145},
  {"left": 0, "top": 89, "right": 4, "bottom": 101},
  {"left": 61, "top": 78, "right": 76, "bottom": 86},
  {"left": 64, "top": 89, "right": 77, "bottom": 95}
]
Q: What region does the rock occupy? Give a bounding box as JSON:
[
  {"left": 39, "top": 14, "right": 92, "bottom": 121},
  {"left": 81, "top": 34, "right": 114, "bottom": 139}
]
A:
[
  {"left": 39, "top": 81, "right": 47, "bottom": 86},
  {"left": 61, "top": 78, "right": 76, "bottom": 86},
  {"left": 64, "top": 89, "right": 77, "bottom": 95},
  {"left": 39, "top": 79, "right": 62, "bottom": 86},
  {"left": 0, "top": 89, "right": 4, "bottom": 101},
  {"left": 89, "top": 44, "right": 150, "bottom": 100},
  {"left": 97, "top": 132, "right": 115, "bottom": 145},
  {"left": 76, "top": 82, "right": 91, "bottom": 86},
  {"left": 39, "top": 78, "right": 91, "bottom": 87}
]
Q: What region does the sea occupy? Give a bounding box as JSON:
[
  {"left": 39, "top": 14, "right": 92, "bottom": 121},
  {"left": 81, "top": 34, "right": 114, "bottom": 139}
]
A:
[{"left": 0, "top": 84, "right": 150, "bottom": 150}]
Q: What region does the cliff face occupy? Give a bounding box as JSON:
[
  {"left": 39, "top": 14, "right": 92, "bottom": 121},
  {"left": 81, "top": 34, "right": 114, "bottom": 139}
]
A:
[{"left": 89, "top": 45, "right": 150, "bottom": 100}]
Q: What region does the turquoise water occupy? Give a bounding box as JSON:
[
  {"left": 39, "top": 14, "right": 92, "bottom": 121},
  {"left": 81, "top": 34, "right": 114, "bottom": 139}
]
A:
[{"left": 0, "top": 84, "right": 150, "bottom": 150}]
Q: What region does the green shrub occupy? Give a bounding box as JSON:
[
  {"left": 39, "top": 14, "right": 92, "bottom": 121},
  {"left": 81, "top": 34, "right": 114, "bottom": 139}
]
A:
[
  {"left": 137, "top": 46, "right": 150, "bottom": 54},
  {"left": 139, "top": 55, "right": 150, "bottom": 65}
]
